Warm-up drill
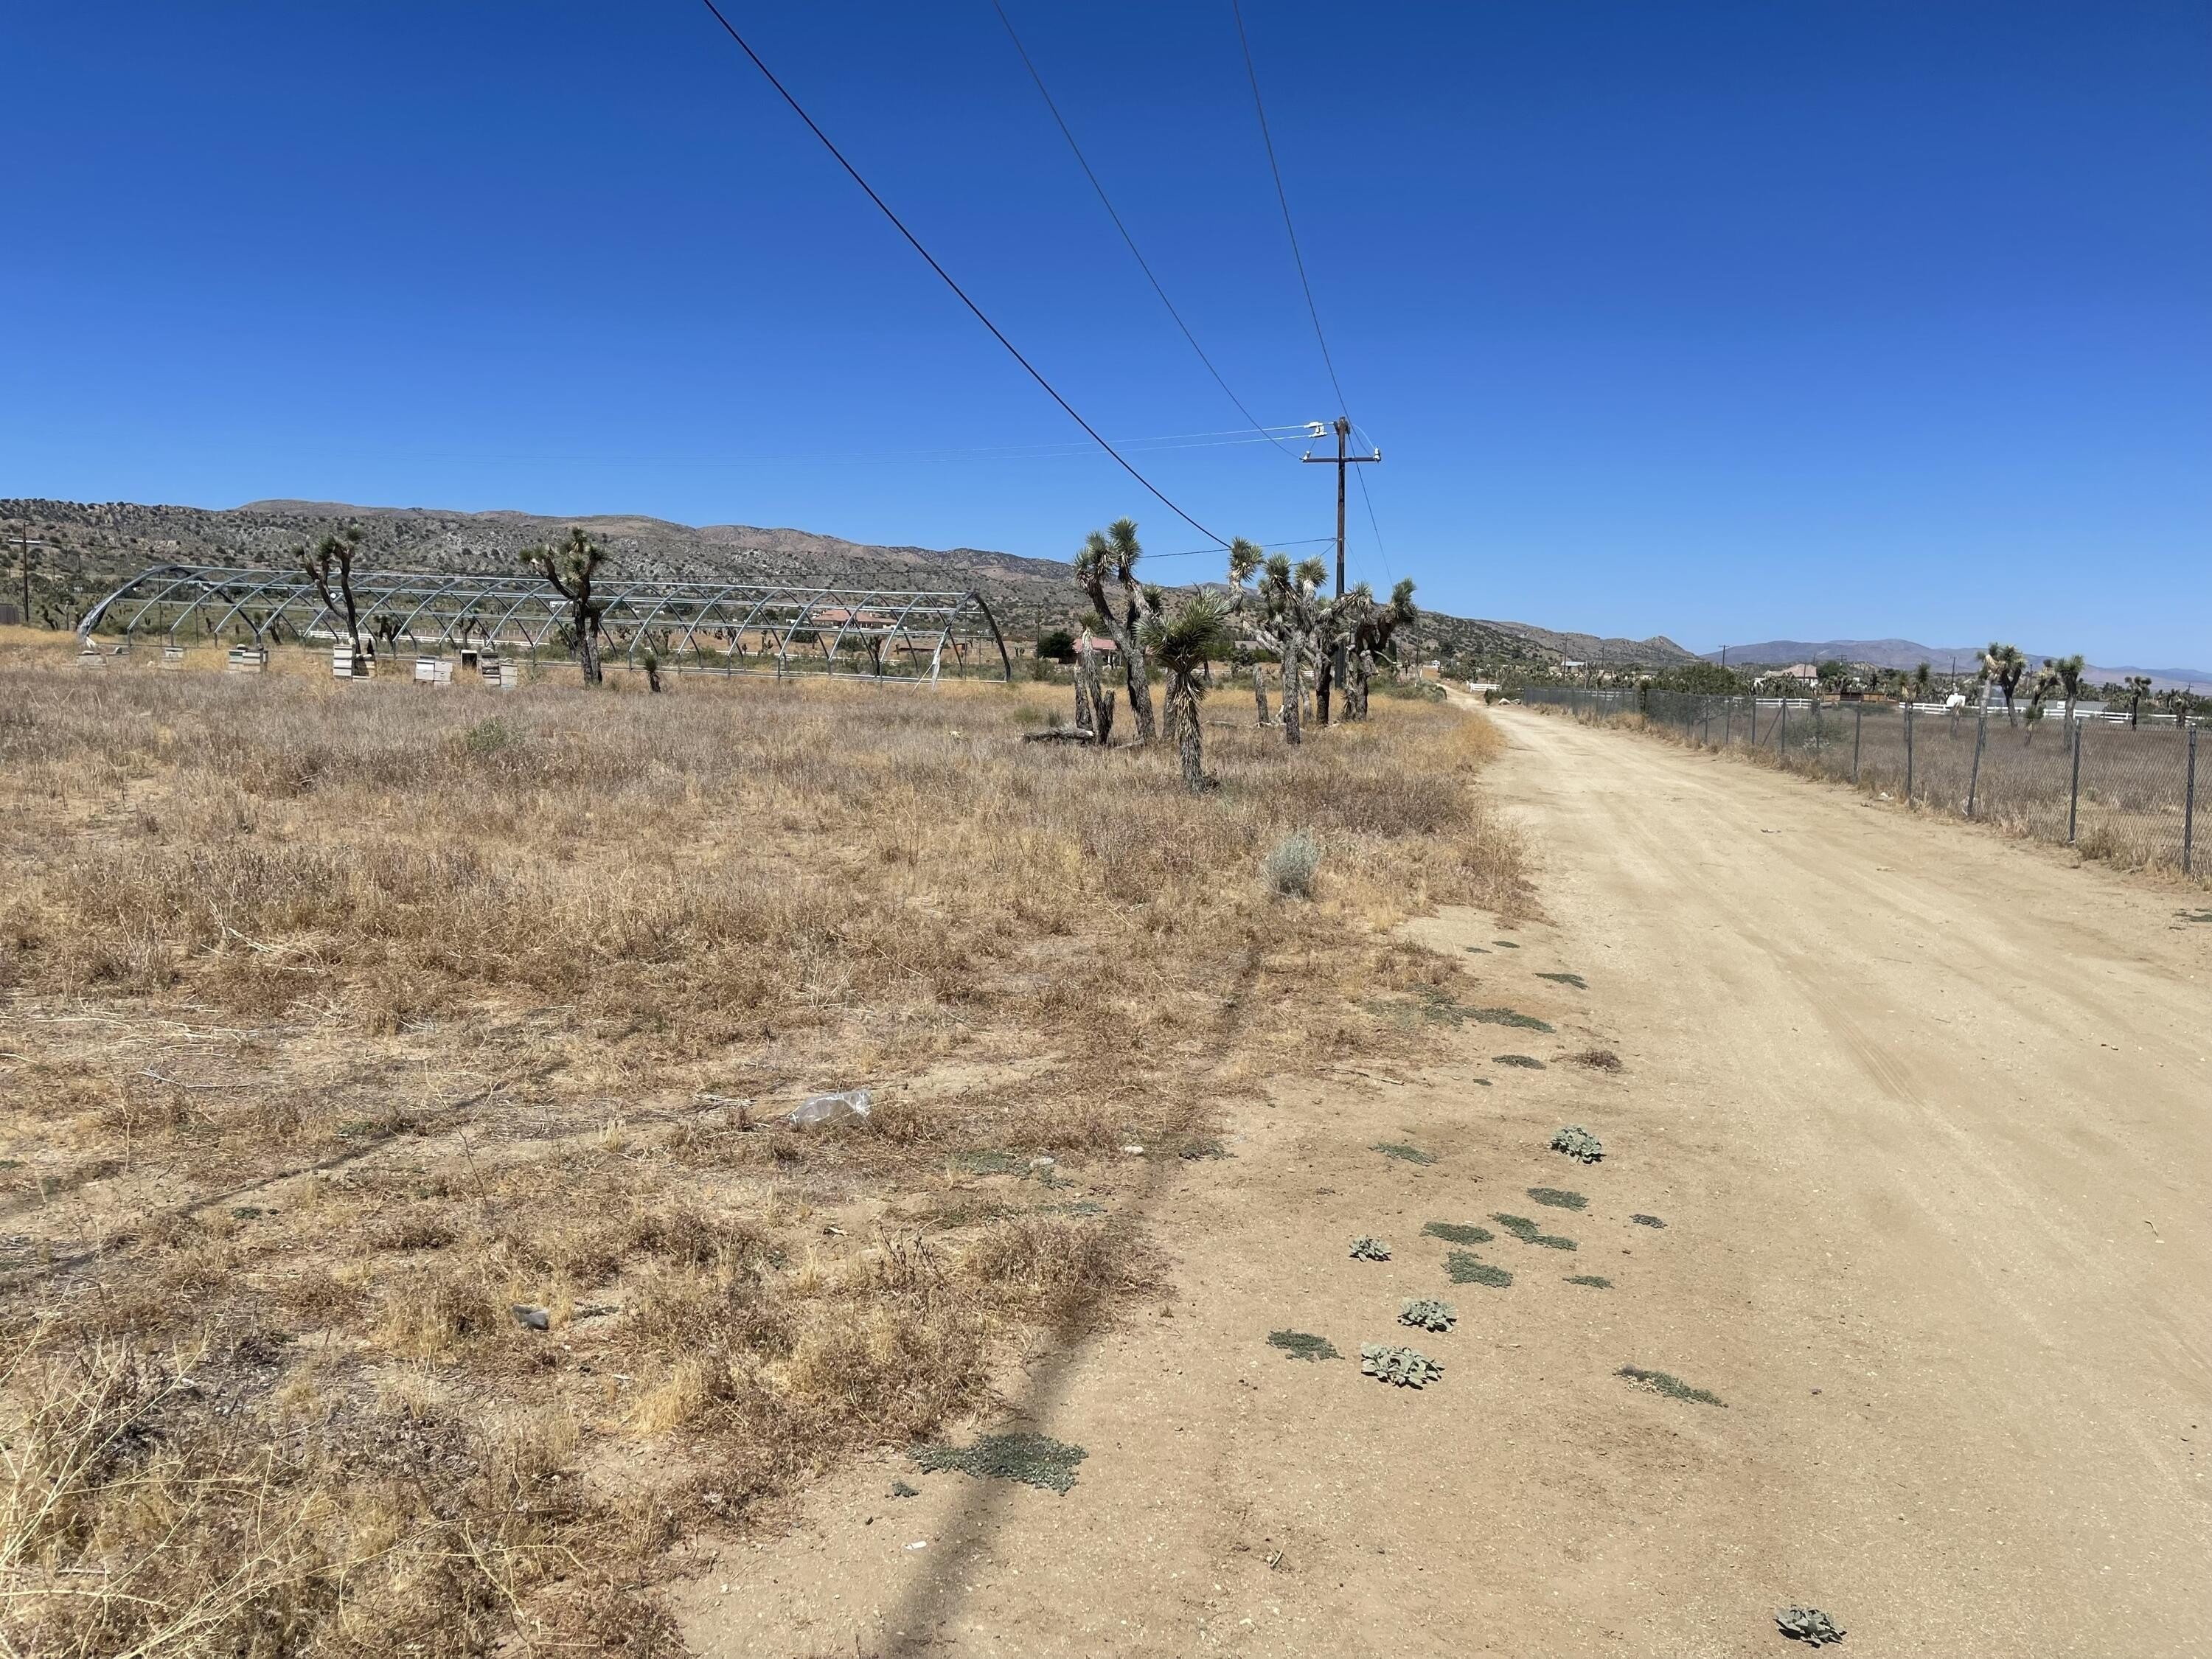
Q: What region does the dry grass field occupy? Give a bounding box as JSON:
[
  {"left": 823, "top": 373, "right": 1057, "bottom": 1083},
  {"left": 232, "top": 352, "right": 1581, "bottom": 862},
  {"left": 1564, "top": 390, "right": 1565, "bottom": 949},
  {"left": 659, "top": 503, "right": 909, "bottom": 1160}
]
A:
[{"left": 0, "top": 629, "right": 1523, "bottom": 1658}]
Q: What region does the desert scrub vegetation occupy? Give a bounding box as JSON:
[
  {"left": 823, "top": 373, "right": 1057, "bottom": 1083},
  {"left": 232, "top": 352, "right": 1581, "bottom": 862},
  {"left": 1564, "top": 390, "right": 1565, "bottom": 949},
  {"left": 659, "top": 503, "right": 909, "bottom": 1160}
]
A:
[{"left": 0, "top": 641, "right": 1525, "bottom": 1655}]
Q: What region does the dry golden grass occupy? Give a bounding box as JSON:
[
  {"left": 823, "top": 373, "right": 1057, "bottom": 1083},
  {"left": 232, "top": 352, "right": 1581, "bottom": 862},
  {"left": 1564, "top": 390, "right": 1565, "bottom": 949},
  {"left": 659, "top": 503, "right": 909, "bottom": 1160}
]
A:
[{"left": 0, "top": 634, "right": 1525, "bottom": 1656}]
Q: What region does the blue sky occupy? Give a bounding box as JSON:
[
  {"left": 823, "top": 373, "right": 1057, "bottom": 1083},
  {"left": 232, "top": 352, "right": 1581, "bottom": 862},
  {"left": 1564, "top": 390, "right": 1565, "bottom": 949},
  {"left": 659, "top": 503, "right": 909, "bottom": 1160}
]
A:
[{"left": 4, "top": 1, "right": 2207, "bottom": 662}]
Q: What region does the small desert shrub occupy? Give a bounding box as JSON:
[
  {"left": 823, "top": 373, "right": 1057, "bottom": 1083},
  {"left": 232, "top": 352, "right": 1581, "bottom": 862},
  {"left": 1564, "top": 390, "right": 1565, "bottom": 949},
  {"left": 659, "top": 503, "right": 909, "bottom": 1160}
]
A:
[{"left": 1264, "top": 828, "right": 1322, "bottom": 898}]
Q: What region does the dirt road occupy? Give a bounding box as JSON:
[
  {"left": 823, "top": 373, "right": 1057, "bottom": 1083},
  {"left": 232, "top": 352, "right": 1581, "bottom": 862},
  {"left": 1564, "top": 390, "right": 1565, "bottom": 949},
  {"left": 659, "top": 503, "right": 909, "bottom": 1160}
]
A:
[{"left": 680, "top": 706, "right": 2209, "bottom": 1658}]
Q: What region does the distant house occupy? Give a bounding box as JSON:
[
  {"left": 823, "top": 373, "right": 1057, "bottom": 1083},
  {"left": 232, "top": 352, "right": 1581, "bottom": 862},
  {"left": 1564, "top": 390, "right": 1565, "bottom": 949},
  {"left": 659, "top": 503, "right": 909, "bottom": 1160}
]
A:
[
  {"left": 1773, "top": 662, "right": 1820, "bottom": 684},
  {"left": 1074, "top": 630, "right": 1121, "bottom": 661}
]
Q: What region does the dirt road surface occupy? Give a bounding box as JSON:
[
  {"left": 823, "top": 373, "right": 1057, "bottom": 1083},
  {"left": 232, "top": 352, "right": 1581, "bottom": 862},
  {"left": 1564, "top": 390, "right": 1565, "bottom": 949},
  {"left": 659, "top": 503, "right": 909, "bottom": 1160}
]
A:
[{"left": 679, "top": 705, "right": 2209, "bottom": 1658}]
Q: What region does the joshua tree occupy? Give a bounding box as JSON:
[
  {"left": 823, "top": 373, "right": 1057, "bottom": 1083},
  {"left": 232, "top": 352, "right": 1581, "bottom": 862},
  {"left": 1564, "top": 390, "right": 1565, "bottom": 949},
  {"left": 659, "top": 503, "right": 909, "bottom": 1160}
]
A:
[
  {"left": 2049, "top": 653, "right": 2085, "bottom": 732},
  {"left": 521, "top": 528, "right": 609, "bottom": 686},
  {"left": 298, "top": 526, "right": 366, "bottom": 656},
  {"left": 1072, "top": 619, "right": 1113, "bottom": 745},
  {"left": 1340, "top": 577, "right": 1418, "bottom": 720},
  {"left": 1981, "top": 642, "right": 2027, "bottom": 723},
  {"left": 1227, "top": 539, "right": 1329, "bottom": 745},
  {"left": 2024, "top": 662, "right": 2060, "bottom": 741},
  {"left": 1144, "top": 594, "right": 1232, "bottom": 790},
  {"left": 2125, "top": 675, "right": 2153, "bottom": 728},
  {"left": 1073, "top": 518, "right": 1160, "bottom": 741},
  {"left": 1913, "top": 662, "right": 1933, "bottom": 705},
  {"left": 1239, "top": 643, "right": 1274, "bottom": 726}
]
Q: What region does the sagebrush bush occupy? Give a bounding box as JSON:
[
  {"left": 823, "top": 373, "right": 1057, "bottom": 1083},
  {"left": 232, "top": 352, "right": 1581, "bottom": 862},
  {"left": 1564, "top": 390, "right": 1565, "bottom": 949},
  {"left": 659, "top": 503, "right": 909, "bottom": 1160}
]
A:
[{"left": 1265, "top": 827, "right": 1323, "bottom": 897}]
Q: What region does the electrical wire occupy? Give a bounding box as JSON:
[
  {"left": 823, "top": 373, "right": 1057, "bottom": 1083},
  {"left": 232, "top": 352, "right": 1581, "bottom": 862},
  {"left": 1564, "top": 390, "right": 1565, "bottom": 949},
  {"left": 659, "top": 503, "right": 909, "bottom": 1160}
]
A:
[
  {"left": 695, "top": 0, "right": 1231, "bottom": 547},
  {"left": 990, "top": 0, "right": 1303, "bottom": 460},
  {"left": 1230, "top": 0, "right": 1353, "bottom": 425}
]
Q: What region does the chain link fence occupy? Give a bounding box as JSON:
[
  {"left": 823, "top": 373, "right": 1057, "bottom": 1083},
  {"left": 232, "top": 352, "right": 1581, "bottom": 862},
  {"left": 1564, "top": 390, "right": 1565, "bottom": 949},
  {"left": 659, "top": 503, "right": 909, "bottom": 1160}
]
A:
[{"left": 1521, "top": 687, "right": 2207, "bottom": 880}]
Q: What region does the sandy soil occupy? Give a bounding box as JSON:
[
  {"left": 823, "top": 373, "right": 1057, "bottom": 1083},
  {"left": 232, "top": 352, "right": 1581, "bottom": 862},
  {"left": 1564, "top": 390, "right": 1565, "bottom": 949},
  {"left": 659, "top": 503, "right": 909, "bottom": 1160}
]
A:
[{"left": 675, "top": 703, "right": 2210, "bottom": 1658}]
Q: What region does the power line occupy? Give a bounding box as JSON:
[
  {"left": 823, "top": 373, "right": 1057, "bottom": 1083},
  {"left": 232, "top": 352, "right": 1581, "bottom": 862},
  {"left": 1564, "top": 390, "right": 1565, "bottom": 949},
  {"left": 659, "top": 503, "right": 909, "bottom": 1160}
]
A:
[
  {"left": 991, "top": 0, "right": 1302, "bottom": 460},
  {"left": 1352, "top": 465, "right": 1392, "bottom": 583},
  {"left": 695, "top": 0, "right": 1231, "bottom": 548},
  {"left": 1230, "top": 0, "right": 1353, "bottom": 423}
]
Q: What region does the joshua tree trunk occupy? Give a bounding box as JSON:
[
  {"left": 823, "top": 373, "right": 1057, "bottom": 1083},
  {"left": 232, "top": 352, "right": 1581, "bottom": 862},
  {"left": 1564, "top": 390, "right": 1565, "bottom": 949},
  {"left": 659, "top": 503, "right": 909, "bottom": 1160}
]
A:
[
  {"left": 1315, "top": 650, "right": 1333, "bottom": 727},
  {"left": 1346, "top": 648, "right": 1373, "bottom": 719},
  {"left": 1166, "top": 667, "right": 1206, "bottom": 789},
  {"left": 1280, "top": 639, "right": 1304, "bottom": 746},
  {"left": 576, "top": 624, "right": 603, "bottom": 687},
  {"left": 1119, "top": 636, "right": 1156, "bottom": 741},
  {"left": 1076, "top": 639, "right": 1106, "bottom": 743},
  {"left": 1251, "top": 660, "right": 1272, "bottom": 725}
]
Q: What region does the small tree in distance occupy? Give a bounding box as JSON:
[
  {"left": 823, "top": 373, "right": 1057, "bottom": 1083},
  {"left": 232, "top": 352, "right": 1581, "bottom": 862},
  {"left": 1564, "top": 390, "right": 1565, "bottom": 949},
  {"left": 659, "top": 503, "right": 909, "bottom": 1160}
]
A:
[
  {"left": 521, "top": 528, "right": 609, "bottom": 686},
  {"left": 298, "top": 526, "right": 366, "bottom": 659},
  {"left": 1074, "top": 518, "right": 1160, "bottom": 742},
  {"left": 2050, "top": 653, "right": 2086, "bottom": 732},
  {"left": 2125, "top": 675, "right": 2152, "bottom": 728},
  {"left": 1981, "top": 642, "right": 2027, "bottom": 723},
  {"left": 1144, "top": 593, "right": 1232, "bottom": 790}
]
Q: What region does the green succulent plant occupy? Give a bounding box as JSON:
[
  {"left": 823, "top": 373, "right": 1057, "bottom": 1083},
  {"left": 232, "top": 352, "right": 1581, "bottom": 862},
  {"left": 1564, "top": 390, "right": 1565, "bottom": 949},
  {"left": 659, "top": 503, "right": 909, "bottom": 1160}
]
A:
[{"left": 1359, "top": 1343, "right": 1444, "bottom": 1388}]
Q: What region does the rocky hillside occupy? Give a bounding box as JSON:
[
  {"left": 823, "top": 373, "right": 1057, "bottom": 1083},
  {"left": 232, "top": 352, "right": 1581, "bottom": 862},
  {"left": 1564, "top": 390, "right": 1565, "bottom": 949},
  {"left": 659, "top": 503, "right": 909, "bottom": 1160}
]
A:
[{"left": 3, "top": 498, "right": 1688, "bottom": 669}]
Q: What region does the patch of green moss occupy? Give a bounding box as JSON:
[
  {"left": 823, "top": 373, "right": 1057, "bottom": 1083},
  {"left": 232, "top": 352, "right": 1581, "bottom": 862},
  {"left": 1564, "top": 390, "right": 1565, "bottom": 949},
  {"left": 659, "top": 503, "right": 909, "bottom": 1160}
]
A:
[
  {"left": 914, "top": 1431, "right": 1089, "bottom": 1493},
  {"left": 1444, "top": 1251, "right": 1512, "bottom": 1287},
  {"left": 1470, "top": 1006, "right": 1554, "bottom": 1032},
  {"left": 1526, "top": 1187, "right": 1587, "bottom": 1211},
  {"left": 1617, "top": 1366, "right": 1725, "bottom": 1406},
  {"left": 1565, "top": 1275, "right": 1613, "bottom": 1289},
  {"left": 1536, "top": 972, "right": 1587, "bottom": 990},
  {"left": 1493, "top": 1054, "right": 1545, "bottom": 1068},
  {"left": 1493, "top": 1213, "right": 1577, "bottom": 1251},
  {"left": 1422, "top": 1221, "right": 1493, "bottom": 1245},
  {"left": 1268, "top": 1329, "right": 1340, "bottom": 1362},
  {"left": 1630, "top": 1213, "right": 1666, "bottom": 1228},
  {"left": 948, "top": 1149, "right": 1024, "bottom": 1175},
  {"left": 1492, "top": 939, "right": 1520, "bottom": 949},
  {"left": 1372, "top": 1142, "right": 1436, "bottom": 1166},
  {"left": 1349, "top": 1236, "right": 1392, "bottom": 1260}
]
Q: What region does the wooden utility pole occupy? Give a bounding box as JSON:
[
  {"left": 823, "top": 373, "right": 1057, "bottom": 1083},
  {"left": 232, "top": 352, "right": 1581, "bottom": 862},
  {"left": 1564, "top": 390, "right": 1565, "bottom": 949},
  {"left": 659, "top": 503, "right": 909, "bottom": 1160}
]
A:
[
  {"left": 10, "top": 526, "right": 50, "bottom": 624},
  {"left": 1302, "top": 416, "right": 1378, "bottom": 597}
]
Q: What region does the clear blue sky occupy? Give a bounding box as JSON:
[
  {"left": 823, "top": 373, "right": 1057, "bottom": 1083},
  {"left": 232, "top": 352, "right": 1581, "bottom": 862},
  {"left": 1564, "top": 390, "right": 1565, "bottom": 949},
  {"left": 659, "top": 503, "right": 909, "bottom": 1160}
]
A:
[{"left": 5, "top": 1, "right": 2207, "bottom": 663}]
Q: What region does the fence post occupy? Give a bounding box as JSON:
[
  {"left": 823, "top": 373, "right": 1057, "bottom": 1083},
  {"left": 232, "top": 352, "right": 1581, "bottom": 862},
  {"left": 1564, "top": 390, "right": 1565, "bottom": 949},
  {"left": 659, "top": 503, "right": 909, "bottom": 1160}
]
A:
[
  {"left": 1852, "top": 704, "right": 1863, "bottom": 783},
  {"left": 1724, "top": 699, "right": 1733, "bottom": 745},
  {"left": 2185, "top": 726, "right": 2198, "bottom": 877},
  {"left": 1780, "top": 698, "right": 1789, "bottom": 757},
  {"left": 2067, "top": 716, "right": 2083, "bottom": 844},
  {"left": 1905, "top": 703, "right": 1915, "bottom": 801},
  {"left": 1967, "top": 706, "right": 1987, "bottom": 817}
]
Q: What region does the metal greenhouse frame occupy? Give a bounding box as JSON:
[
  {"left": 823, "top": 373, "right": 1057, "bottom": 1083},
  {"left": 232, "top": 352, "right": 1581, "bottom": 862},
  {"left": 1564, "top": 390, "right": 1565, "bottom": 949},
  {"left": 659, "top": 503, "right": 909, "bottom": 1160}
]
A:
[{"left": 76, "top": 564, "right": 1015, "bottom": 684}]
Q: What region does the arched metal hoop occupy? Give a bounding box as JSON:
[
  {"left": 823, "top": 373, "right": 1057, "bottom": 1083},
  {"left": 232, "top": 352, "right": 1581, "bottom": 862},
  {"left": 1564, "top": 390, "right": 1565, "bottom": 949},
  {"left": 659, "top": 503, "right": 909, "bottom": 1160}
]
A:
[{"left": 78, "top": 565, "right": 1015, "bottom": 684}]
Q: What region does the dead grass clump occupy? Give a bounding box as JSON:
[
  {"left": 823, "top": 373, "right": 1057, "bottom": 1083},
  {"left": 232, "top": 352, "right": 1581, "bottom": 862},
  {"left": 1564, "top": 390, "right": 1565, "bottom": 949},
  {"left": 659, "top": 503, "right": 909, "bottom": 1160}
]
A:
[
  {"left": 1564, "top": 1047, "right": 1624, "bottom": 1072},
  {"left": 376, "top": 1264, "right": 507, "bottom": 1357},
  {"left": 366, "top": 1206, "right": 461, "bottom": 1251},
  {"left": 776, "top": 1304, "right": 989, "bottom": 1439},
  {"left": 961, "top": 1216, "right": 1130, "bottom": 1330}
]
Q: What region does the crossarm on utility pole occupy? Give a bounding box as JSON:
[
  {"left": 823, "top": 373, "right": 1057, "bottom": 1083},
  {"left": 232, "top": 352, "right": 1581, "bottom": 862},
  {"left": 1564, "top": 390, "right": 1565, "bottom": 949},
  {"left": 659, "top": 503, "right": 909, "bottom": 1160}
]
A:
[{"left": 1301, "top": 416, "right": 1379, "bottom": 598}]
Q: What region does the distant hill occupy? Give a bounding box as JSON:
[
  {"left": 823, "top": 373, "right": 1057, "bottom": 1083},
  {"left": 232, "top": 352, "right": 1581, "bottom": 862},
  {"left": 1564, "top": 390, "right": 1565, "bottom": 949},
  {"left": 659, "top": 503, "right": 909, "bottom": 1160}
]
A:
[
  {"left": 2, "top": 497, "right": 1691, "bottom": 669},
  {"left": 1700, "top": 637, "right": 2210, "bottom": 692}
]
